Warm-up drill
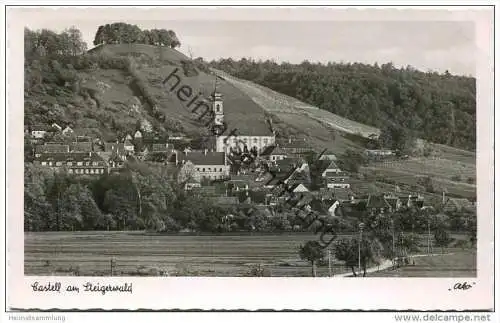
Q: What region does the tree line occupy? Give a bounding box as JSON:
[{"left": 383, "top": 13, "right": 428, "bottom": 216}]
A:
[
  {"left": 24, "top": 27, "right": 88, "bottom": 60},
  {"left": 93, "top": 23, "right": 181, "bottom": 48},
  {"left": 209, "top": 58, "right": 476, "bottom": 151}
]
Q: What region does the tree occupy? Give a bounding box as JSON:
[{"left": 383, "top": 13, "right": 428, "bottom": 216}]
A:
[
  {"left": 337, "top": 149, "right": 366, "bottom": 173},
  {"left": 298, "top": 240, "right": 325, "bottom": 277},
  {"left": 333, "top": 236, "right": 383, "bottom": 277},
  {"left": 177, "top": 161, "right": 196, "bottom": 184},
  {"left": 434, "top": 227, "right": 452, "bottom": 254}
]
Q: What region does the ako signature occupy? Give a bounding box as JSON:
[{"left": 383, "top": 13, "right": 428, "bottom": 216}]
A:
[{"left": 449, "top": 281, "right": 476, "bottom": 291}]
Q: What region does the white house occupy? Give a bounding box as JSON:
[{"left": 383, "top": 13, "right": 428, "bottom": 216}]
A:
[
  {"left": 51, "top": 123, "right": 62, "bottom": 131},
  {"left": 62, "top": 126, "right": 74, "bottom": 136},
  {"left": 134, "top": 130, "right": 143, "bottom": 139},
  {"left": 175, "top": 150, "right": 230, "bottom": 181},
  {"left": 321, "top": 161, "right": 343, "bottom": 177},
  {"left": 124, "top": 140, "right": 134, "bottom": 153},
  {"left": 31, "top": 125, "right": 51, "bottom": 139}
]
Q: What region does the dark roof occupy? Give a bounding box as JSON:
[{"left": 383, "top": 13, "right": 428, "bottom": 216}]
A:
[
  {"left": 332, "top": 188, "right": 353, "bottom": 201},
  {"left": 177, "top": 151, "right": 226, "bottom": 166},
  {"left": 366, "top": 195, "right": 392, "bottom": 209},
  {"left": 35, "top": 144, "right": 69, "bottom": 153},
  {"left": 70, "top": 142, "right": 93, "bottom": 152},
  {"left": 385, "top": 196, "right": 400, "bottom": 209},
  {"left": 214, "top": 196, "right": 239, "bottom": 205},
  {"left": 150, "top": 143, "right": 171, "bottom": 152},
  {"left": 309, "top": 198, "right": 327, "bottom": 213},
  {"left": 31, "top": 125, "right": 52, "bottom": 131},
  {"left": 35, "top": 152, "right": 106, "bottom": 163},
  {"left": 275, "top": 158, "right": 299, "bottom": 172}
]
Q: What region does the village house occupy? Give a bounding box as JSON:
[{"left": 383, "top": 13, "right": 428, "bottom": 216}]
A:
[
  {"left": 275, "top": 138, "right": 313, "bottom": 156},
  {"left": 30, "top": 125, "right": 52, "bottom": 139},
  {"left": 260, "top": 145, "right": 288, "bottom": 163},
  {"left": 62, "top": 126, "right": 74, "bottom": 136},
  {"left": 134, "top": 130, "right": 143, "bottom": 140},
  {"left": 51, "top": 123, "right": 62, "bottom": 132},
  {"left": 184, "top": 178, "right": 202, "bottom": 191},
  {"left": 318, "top": 150, "right": 337, "bottom": 161},
  {"left": 34, "top": 152, "right": 108, "bottom": 175},
  {"left": 320, "top": 160, "right": 351, "bottom": 189},
  {"left": 124, "top": 139, "right": 135, "bottom": 153},
  {"left": 34, "top": 143, "right": 70, "bottom": 157},
  {"left": 70, "top": 141, "right": 93, "bottom": 152},
  {"left": 174, "top": 150, "right": 230, "bottom": 181},
  {"left": 366, "top": 194, "right": 393, "bottom": 215}
]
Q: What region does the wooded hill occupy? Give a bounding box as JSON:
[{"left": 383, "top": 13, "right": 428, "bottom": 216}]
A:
[{"left": 209, "top": 58, "right": 476, "bottom": 151}]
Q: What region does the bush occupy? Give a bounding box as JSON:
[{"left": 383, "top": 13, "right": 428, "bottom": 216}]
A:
[
  {"left": 247, "top": 263, "right": 271, "bottom": 277},
  {"left": 451, "top": 174, "right": 462, "bottom": 182}
]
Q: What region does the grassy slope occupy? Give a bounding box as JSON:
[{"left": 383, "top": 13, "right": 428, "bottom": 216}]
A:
[{"left": 90, "top": 44, "right": 273, "bottom": 138}]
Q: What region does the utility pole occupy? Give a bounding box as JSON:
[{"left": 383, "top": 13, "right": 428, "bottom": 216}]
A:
[
  {"left": 427, "top": 218, "right": 431, "bottom": 255},
  {"left": 328, "top": 249, "right": 332, "bottom": 277},
  {"left": 358, "top": 222, "right": 365, "bottom": 277},
  {"left": 391, "top": 218, "right": 395, "bottom": 266}
]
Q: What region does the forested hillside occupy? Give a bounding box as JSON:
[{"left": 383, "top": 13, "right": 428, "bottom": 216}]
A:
[{"left": 209, "top": 59, "right": 476, "bottom": 151}]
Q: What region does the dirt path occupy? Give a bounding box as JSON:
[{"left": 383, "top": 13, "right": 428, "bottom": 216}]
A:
[{"left": 334, "top": 253, "right": 455, "bottom": 277}]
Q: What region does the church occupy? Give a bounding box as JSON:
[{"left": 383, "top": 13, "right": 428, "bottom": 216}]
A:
[{"left": 208, "top": 90, "right": 276, "bottom": 155}]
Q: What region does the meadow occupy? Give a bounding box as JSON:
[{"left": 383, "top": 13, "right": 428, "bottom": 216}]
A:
[{"left": 25, "top": 231, "right": 474, "bottom": 277}]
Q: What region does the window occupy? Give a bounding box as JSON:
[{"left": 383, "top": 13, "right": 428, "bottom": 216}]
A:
[
  {"left": 202, "top": 168, "right": 205, "bottom": 172},
  {"left": 208, "top": 168, "right": 211, "bottom": 172},
  {"left": 68, "top": 169, "right": 73, "bottom": 174},
  {"left": 85, "top": 169, "right": 89, "bottom": 174},
  {"left": 77, "top": 162, "right": 83, "bottom": 166},
  {"left": 196, "top": 168, "right": 200, "bottom": 171},
  {"left": 253, "top": 138, "right": 258, "bottom": 143},
  {"left": 219, "top": 168, "right": 222, "bottom": 172},
  {"left": 86, "top": 162, "right": 90, "bottom": 166},
  {"left": 90, "top": 169, "right": 94, "bottom": 174},
  {"left": 48, "top": 162, "right": 53, "bottom": 166},
  {"left": 41, "top": 162, "right": 47, "bottom": 166},
  {"left": 215, "top": 104, "right": 220, "bottom": 112},
  {"left": 264, "top": 138, "right": 268, "bottom": 144},
  {"left": 67, "top": 162, "right": 73, "bottom": 166},
  {"left": 93, "top": 162, "right": 99, "bottom": 166},
  {"left": 56, "top": 161, "right": 62, "bottom": 166}
]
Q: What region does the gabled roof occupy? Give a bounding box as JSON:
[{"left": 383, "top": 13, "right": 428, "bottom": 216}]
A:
[
  {"left": 366, "top": 195, "right": 392, "bottom": 209},
  {"left": 332, "top": 188, "right": 354, "bottom": 201},
  {"left": 214, "top": 196, "right": 239, "bottom": 205},
  {"left": 177, "top": 151, "right": 226, "bottom": 166},
  {"left": 35, "top": 152, "right": 106, "bottom": 163},
  {"left": 70, "top": 142, "right": 92, "bottom": 152},
  {"left": 35, "top": 144, "right": 70, "bottom": 153},
  {"left": 104, "top": 142, "right": 126, "bottom": 154},
  {"left": 31, "top": 125, "right": 52, "bottom": 132}
]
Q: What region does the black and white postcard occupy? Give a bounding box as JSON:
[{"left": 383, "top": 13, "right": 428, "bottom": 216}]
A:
[{"left": 4, "top": 4, "right": 496, "bottom": 315}]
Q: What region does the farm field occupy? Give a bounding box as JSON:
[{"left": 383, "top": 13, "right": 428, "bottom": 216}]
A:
[
  {"left": 368, "top": 251, "right": 477, "bottom": 277},
  {"left": 25, "top": 231, "right": 474, "bottom": 277}
]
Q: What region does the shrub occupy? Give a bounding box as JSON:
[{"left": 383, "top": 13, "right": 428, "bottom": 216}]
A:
[{"left": 451, "top": 174, "right": 462, "bottom": 182}]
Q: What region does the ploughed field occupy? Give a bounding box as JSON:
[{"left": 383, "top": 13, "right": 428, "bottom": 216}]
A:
[{"left": 25, "top": 231, "right": 474, "bottom": 277}]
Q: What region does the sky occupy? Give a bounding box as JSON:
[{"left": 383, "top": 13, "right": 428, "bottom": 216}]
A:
[{"left": 24, "top": 13, "right": 476, "bottom": 76}]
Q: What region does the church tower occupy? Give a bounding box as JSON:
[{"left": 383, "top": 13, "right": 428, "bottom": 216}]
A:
[{"left": 210, "top": 91, "right": 224, "bottom": 126}]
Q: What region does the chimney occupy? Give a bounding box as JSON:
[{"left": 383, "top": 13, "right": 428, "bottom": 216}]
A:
[
  {"left": 204, "top": 149, "right": 207, "bottom": 155},
  {"left": 89, "top": 152, "right": 92, "bottom": 157},
  {"left": 442, "top": 191, "right": 446, "bottom": 205},
  {"left": 288, "top": 138, "right": 292, "bottom": 144}
]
